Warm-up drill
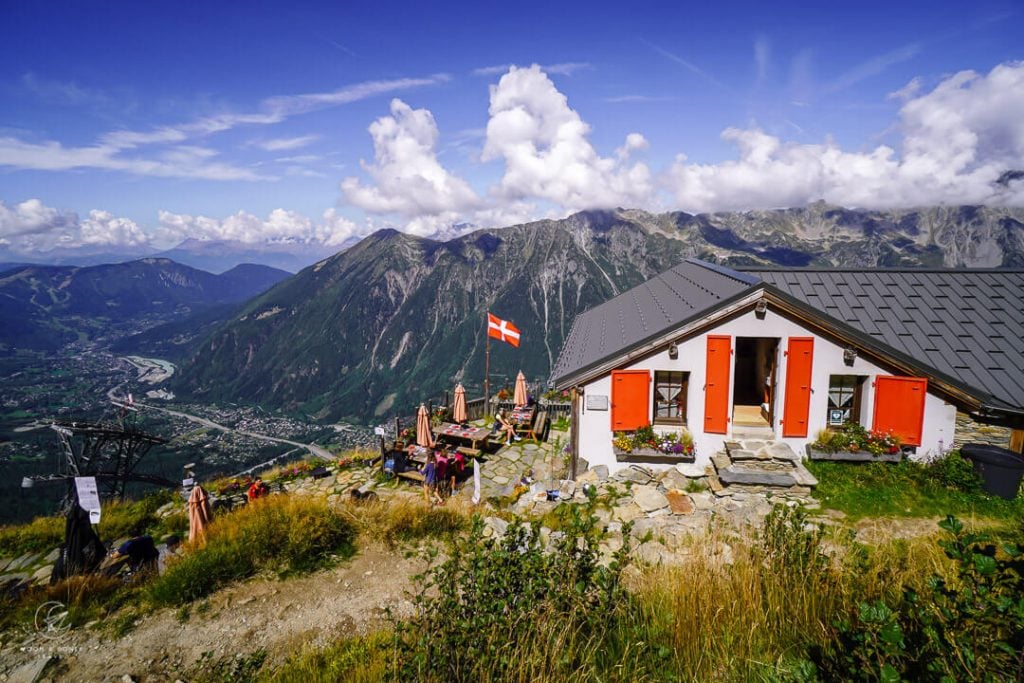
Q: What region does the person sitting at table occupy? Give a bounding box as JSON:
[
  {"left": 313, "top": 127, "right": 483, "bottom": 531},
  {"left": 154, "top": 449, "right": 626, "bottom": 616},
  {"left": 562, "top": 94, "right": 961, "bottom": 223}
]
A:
[{"left": 494, "top": 410, "right": 520, "bottom": 446}]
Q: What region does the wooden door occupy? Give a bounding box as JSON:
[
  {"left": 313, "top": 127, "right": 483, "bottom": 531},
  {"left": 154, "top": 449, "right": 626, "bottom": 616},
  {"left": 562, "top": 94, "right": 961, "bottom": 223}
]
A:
[
  {"left": 704, "top": 335, "right": 731, "bottom": 434},
  {"left": 873, "top": 376, "right": 927, "bottom": 446},
  {"left": 611, "top": 370, "right": 650, "bottom": 431},
  {"left": 782, "top": 337, "right": 814, "bottom": 438}
]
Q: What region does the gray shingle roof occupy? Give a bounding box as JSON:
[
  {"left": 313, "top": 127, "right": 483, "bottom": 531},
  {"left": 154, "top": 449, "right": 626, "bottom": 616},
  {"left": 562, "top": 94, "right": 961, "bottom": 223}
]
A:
[
  {"left": 750, "top": 268, "right": 1024, "bottom": 411},
  {"left": 549, "top": 259, "right": 758, "bottom": 385}
]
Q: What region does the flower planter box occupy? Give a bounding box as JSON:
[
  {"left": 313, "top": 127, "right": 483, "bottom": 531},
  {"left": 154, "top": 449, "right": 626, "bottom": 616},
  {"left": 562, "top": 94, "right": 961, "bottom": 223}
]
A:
[
  {"left": 613, "top": 446, "right": 696, "bottom": 464},
  {"left": 805, "top": 445, "right": 902, "bottom": 463}
]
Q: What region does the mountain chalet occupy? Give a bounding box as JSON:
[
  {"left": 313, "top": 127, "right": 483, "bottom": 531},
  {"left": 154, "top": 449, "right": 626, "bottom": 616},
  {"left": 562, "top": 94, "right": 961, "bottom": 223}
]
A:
[{"left": 550, "top": 259, "right": 1024, "bottom": 474}]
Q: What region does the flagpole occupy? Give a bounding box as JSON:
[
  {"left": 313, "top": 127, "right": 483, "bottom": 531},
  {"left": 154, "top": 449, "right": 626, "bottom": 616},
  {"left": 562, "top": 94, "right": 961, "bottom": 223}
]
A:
[{"left": 484, "top": 313, "right": 491, "bottom": 417}]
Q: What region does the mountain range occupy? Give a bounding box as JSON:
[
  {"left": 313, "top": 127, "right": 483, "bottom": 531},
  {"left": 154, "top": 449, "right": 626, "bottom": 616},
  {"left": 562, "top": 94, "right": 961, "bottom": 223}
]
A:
[
  {"left": 172, "top": 204, "right": 1024, "bottom": 423},
  {"left": 0, "top": 259, "right": 290, "bottom": 353}
]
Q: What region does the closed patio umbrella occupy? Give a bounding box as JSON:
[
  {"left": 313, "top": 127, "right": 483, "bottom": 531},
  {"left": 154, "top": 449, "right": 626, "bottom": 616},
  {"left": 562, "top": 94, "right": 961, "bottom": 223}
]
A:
[
  {"left": 188, "top": 485, "right": 213, "bottom": 545},
  {"left": 513, "top": 370, "right": 528, "bottom": 408},
  {"left": 453, "top": 383, "right": 468, "bottom": 424},
  {"left": 416, "top": 403, "right": 435, "bottom": 448}
]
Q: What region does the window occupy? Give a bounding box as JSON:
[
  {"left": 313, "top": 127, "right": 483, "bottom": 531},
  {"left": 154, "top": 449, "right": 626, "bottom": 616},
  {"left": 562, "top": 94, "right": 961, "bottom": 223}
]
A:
[
  {"left": 827, "top": 375, "right": 865, "bottom": 426},
  {"left": 654, "top": 371, "right": 688, "bottom": 424}
]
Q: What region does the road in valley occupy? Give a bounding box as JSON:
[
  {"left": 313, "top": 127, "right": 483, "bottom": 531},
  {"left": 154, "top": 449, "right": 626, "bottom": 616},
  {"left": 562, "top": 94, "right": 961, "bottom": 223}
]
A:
[{"left": 126, "top": 401, "right": 334, "bottom": 461}]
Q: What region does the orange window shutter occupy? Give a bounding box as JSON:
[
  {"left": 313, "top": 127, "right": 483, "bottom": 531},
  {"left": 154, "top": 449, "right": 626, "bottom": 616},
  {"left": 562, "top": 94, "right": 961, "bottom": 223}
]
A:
[
  {"left": 610, "top": 370, "right": 650, "bottom": 431},
  {"left": 704, "top": 335, "right": 731, "bottom": 434},
  {"left": 782, "top": 337, "right": 814, "bottom": 438},
  {"left": 873, "top": 376, "right": 927, "bottom": 446}
]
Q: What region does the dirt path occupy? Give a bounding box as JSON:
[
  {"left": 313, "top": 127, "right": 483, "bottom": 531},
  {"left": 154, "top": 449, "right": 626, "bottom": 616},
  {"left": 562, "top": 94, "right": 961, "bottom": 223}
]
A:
[{"left": 45, "top": 542, "right": 428, "bottom": 681}]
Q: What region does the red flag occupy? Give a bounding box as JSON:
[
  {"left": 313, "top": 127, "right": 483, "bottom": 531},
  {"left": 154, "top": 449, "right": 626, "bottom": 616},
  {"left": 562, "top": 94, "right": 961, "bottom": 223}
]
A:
[{"left": 487, "top": 312, "right": 521, "bottom": 347}]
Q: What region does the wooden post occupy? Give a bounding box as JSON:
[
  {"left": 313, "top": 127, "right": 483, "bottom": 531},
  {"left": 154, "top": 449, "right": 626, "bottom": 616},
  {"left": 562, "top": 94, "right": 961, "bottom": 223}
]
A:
[
  {"left": 569, "top": 387, "right": 580, "bottom": 479},
  {"left": 484, "top": 318, "right": 491, "bottom": 418},
  {"left": 1011, "top": 429, "right": 1024, "bottom": 454},
  {"left": 394, "top": 417, "right": 400, "bottom": 443}
]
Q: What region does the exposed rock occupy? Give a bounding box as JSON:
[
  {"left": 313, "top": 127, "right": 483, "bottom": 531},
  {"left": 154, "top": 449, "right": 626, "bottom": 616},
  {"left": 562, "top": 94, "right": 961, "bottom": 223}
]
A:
[
  {"left": 689, "top": 491, "right": 715, "bottom": 510},
  {"left": 632, "top": 485, "right": 669, "bottom": 513},
  {"left": 611, "top": 503, "right": 643, "bottom": 522},
  {"left": 676, "top": 461, "right": 708, "bottom": 478},
  {"left": 592, "top": 465, "right": 609, "bottom": 481},
  {"left": 483, "top": 516, "right": 508, "bottom": 539},
  {"left": 659, "top": 468, "right": 690, "bottom": 491},
  {"left": 7, "top": 655, "right": 54, "bottom": 683},
  {"left": 616, "top": 465, "right": 654, "bottom": 485},
  {"left": 666, "top": 491, "right": 695, "bottom": 515}
]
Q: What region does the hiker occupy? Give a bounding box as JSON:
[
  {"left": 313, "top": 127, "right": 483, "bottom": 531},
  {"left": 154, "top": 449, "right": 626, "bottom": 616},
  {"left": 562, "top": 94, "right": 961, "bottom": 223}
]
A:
[
  {"left": 450, "top": 449, "right": 466, "bottom": 493},
  {"left": 495, "top": 410, "right": 520, "bottom": 446},
  {"left": 436, "top": 448, "right": 450, "bottom": 497},
  {"left": 108, "top": 534, "right": 160, "bottom": 575},
  {"left": 420, "top": 452, "right": 443, "bottom": 505},
  {"left": 247, "top": 477, "right": 268, "bottom": 501}
]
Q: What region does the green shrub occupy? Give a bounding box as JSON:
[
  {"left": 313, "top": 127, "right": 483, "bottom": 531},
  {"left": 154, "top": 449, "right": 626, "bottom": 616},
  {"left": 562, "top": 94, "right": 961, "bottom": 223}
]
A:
[
  {"left": 926, "top": 449, "right": 981, "bottom": 493},
  {"left": 147, "top": 496, "right": 355, "bottom": 606},
  {"left": 817, "top": 515, "right": 1024, "bottom": 681},
  {"left": 392, "top": 502, "right": 641, "bottom": 682}
]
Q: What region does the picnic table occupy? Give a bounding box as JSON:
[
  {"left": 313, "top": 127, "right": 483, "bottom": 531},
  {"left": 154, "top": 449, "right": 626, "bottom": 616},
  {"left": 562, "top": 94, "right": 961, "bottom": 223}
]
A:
[
  {"left": 509, "top": 406, "right": 536, "bottom": 435},
  {"left": 436, "top": 423, "right": 492, "bottom": 456}
]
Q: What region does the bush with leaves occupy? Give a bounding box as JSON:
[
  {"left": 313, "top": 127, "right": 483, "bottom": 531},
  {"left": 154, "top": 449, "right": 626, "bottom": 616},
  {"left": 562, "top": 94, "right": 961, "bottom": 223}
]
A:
[
  {"left": 816, "top": 515, "right": 1024, "bottom": 681},
  {"left": 391, "top": 501, "right": 640, "bottom": 682}
]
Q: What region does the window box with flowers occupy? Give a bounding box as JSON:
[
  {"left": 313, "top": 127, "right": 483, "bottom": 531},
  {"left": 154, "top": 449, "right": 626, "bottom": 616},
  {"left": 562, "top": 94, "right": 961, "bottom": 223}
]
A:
[
  {"left": 806, "top": 423, "right": 903, "bottom": 462},
  {"left": 612, "top": 425, "right": 696, "bottom": 463}
]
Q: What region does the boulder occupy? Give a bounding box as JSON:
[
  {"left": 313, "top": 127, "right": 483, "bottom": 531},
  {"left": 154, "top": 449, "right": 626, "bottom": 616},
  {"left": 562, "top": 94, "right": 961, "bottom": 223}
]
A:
[
  {"left": 616, "top": 465, "right": 654, "bottom": 485},
  {"left": 592, "top": 465, "right": 610, "bottom": 481},
  {"left": 676, "top": 461, "right": 708, "bottom": 478},
  {"left": 632, "top": 485, "right": 669, "bottom": 513},
  {"left": 558, "top": 479, "right": 576, "bottom": 499},
  {"left": 611, "top": 503, "right": 644, "bottom": 522},
  {"left": 483, "top": 516, "right": 509, "bottom": 539},
  {"left": 659, "top": 468, "right": 690, "bottom": 491},
  {"left": 666, "top": 491, "right": 695, "bottom": 515}
]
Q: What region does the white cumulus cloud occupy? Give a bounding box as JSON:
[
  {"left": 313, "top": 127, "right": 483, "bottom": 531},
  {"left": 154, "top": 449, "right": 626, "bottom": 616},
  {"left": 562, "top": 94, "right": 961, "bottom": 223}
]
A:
[
  {"left": 481, "top": 65, "right": 655, "bottom": 212},
  {"left": 0, "top": 199, "right": 148, "bottom": 253},
  {"left": 340, "top": 99, "right": 482, "bottom": 220},
  {"left": 667, "top": 61, "right": 1024, "bottom": 212}
]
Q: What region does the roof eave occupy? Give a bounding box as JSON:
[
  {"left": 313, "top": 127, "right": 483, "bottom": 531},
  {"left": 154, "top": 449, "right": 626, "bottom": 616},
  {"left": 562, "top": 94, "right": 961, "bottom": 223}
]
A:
[{"left": 551, "top": 287, "right": 767, "bottom": 390}]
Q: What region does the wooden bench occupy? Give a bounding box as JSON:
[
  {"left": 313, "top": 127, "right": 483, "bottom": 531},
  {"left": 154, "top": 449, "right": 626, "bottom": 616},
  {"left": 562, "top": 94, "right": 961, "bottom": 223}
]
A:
[
  {"left": 528, "top": 411, "right": 549, "bottom": 442},
  {"left": 456, "top": 446, "right": 481, "bottom": 458},
  {"left": 397, "top": 470, "right": 425, "bottom": 483}
]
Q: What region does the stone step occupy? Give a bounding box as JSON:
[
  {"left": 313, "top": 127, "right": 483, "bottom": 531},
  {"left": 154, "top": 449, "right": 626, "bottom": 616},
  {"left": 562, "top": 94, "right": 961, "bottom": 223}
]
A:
[{"left": 718, "top": 466, "right": 798, "bottom": 487}]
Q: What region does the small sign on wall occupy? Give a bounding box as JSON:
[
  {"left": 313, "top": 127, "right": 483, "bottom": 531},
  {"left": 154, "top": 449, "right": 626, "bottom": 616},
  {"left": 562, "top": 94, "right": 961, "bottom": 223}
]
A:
[
  {"left": 828, "top": 409, "right": 845, "bottom": 426},
  {"left": 586, "top": 394, "right": 609, "bottom": 411}
]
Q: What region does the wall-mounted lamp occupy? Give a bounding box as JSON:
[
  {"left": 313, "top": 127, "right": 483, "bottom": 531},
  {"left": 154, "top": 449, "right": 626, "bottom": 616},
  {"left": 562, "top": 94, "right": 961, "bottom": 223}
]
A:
[
  {"left": 754, "top": 300, "right": 768, "bottom": 318},
  {"left": 668, "top": 342, "right": 679, "bottom": 359},
  {"left": 843, "top": 346, "right": 858, "bottom": 366}
]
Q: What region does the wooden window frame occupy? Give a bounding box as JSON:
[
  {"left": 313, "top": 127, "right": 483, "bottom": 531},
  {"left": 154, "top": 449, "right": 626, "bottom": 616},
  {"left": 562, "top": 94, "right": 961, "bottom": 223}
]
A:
[{"left": 652, "top": 370, "right": 689, "bottom": 426}]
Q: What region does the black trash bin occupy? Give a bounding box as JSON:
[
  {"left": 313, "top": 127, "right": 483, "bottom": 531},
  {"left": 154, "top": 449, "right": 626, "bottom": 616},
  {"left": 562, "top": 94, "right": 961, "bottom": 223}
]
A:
[{"left": 961, "top": 443, "right": 1024, "bottom": 500}]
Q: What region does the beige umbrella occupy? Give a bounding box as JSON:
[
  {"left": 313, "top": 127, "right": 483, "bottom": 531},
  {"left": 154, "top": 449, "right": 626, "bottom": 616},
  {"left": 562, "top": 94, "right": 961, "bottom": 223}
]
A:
[
  {"left": 513, "top": 370, "right": 528, "bottom": 408},
  {"left": 453, "top": 383, "right": 468, "bottom": 423},
  {"left": 187, "top": 485, "right": 213, "bottom": 545},
  {"left": 416, "top": 403, "right": 435, "bottom": 448}
]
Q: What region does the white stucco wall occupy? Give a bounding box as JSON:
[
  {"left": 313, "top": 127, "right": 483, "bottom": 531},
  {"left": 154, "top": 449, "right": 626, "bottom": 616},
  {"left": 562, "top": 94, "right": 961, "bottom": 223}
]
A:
[{"left": 576, "top": 307, "right": 958, "bottom": 474}]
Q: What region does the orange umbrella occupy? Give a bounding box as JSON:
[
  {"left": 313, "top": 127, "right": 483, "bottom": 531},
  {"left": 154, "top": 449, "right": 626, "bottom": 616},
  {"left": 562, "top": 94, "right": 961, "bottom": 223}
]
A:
[
  {"left": 416, "top": 403, "right": 435, "bottom": 447},
  {"left": 187, "top": 485, "right": 213, "bottom": 545},
  {"left": 453, "top": 383, "right": 468, "bottom": 423},
  {"left": 513, "top": 370, "right": 528, "bottom": 408}
]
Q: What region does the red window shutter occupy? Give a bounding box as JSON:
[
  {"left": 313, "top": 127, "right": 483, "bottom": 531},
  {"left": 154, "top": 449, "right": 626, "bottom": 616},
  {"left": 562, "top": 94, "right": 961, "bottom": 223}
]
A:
[
  {"left": 873, "top": 376, "right": 927, "bottom": 446},
  {"left": 782, "top": 337, "right": 814, "bottom": 438},
  {"left": 704, "top": 336, "right": 731, "bottom": 434},
  {"left": 611, "top": 370, "right": 650, "bottom": 431}
]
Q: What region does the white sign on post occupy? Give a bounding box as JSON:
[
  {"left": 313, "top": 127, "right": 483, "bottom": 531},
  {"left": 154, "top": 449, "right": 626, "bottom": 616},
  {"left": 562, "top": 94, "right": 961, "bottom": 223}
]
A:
[
  {"left": 74, "top": 476, "right": 102, "bottom": 524},
  {"left": 374, "top": 427, "right": 386, "bottom": 436}
]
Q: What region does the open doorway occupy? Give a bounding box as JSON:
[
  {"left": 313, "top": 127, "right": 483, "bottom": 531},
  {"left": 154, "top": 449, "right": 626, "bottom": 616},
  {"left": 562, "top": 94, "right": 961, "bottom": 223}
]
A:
[{"left": 732, "top": 337, "right": 779, "bottom": 429}]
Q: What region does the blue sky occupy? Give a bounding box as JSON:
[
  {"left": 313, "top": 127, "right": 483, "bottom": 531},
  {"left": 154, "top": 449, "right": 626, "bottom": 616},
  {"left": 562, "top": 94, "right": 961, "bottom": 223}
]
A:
[{"left": 1, "top": 0, "right": 1022, "bottom": 255}]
